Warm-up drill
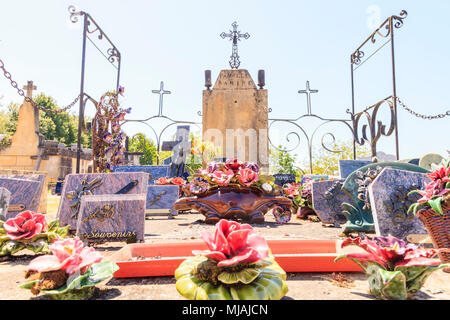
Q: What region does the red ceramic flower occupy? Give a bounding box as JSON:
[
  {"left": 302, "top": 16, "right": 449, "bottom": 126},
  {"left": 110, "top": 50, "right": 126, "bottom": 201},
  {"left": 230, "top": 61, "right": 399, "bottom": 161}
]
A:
[
  {"left": 27, "top": 237, "right": 103, "bottom": 276},
  {"left": 417, "top": 180, "right": 450, "bottom": 203},
  {"left": 340, "top": 235, "right": 444, "bottom": 270},
  {"left": 224, "top": 159, "right": 245, "bottom": 172},
  {"left": 211, "top": 169, "right": 234, "bottom": 186},
  {"left": 427, "top": 164, "right": 450, "bottom": 183},
  {"left": 171, "top": 177, "right": 187, "bottom": 186},
  {"left": 283, "top": 183, "right": 300, "bottom": 198},
  {"left": 3, "top": 211, "right": 46, "bottom": 240},
  {"left": 155, "top": 177, "right": 170, "bottom": 185},
  {"left": 238, "top": 168, "right": 259, "bottom": 187},
  {"left": 193, "top": 220, "right": 269, "bottom": 267}
]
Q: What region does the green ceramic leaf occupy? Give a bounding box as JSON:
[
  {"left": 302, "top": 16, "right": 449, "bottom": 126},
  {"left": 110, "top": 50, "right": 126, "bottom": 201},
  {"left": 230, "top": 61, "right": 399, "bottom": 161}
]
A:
[
  {"left": 396, "top": 264, "right": 450, "bottom": 298},
  {"left": 196, "top": 282, "right": 232, "bottom": 300},
  {"left": 88, "top": 261, "right": 119, "bottom": 283},
  {"left": 218, "top": 268, "right": 262, "bottom": 284},
  {"left": 0, "top": 240, "right": 25, "bottom": 256},
  {"left": 47, "top": 219, "right": 59, "bottom": 232},
  {"left": 19, "top": 280, "right": 39, "bottom": 290},
  {"left": 367, "top": 264, "right": 407, "bottom": 300},
  {"left": 230, "top": 280, "right": 268, "bottom": 300},
  {"left": 26, "top": 239, "right": 50, "bottom": 254},
  {"left": 176, "top": 274, "right": 204, "bottom": 300},
  {"left": 428, "top": 197, "right": 443, "bottom": 215}
]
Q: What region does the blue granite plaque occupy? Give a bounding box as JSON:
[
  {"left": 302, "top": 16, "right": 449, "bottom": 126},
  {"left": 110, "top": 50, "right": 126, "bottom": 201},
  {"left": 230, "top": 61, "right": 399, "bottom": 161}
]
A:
[
  {"left": 273, "top": 174, "right": 296, "bottom": 186},
  {"left": 113, "top": 165, "right": 170, "bottom": 184},
  {"left": 0, "top": 178, "right": 42, "bottom": 219},
  {"left": 146, "top": 185, "right": 180, "bottom": 218},
  {"left": 338, "top": 160, "right": 372, "bottom": 179}
]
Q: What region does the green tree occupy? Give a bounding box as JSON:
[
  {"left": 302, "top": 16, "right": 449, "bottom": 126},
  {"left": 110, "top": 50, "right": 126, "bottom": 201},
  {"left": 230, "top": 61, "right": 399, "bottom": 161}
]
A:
[
  {"left": 269, "top": 145, "right": 299, "bottom": 175},
  {"left": 129, "top": 132, "right": 158, "bottom": 165}
]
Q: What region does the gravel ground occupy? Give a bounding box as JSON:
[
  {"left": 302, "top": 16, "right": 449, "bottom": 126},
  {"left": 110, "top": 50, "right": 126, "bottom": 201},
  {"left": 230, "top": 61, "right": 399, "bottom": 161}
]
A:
[{"left": 0, "top": 195, "right": 449, "bottom": 300}]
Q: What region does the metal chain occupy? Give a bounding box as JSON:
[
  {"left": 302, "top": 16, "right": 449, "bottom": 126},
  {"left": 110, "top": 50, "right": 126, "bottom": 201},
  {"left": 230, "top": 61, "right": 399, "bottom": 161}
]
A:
[
  {"left": 396, "top": 96, "right": 450, "bottom": 120},
  {"left": 0, "top": 58, "right": 80, "bottom": 114}
]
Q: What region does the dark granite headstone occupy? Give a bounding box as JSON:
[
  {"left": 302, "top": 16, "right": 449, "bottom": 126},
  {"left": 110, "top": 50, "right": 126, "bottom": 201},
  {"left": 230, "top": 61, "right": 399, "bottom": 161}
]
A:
[
  {"left": 339, "top": 159, "right": 372, "bottom": 179},
  {"left": 368, "top": 168, "right": 430, "bottom": 241},
  {"left": 0, "top": 187, "right": 11, "bottom": 220},
  {"left": 146, "top": 185, "right": 180, "bottom": 218},
  {"left": 311, "top": 179, "right": 350, "bottom": 226},
  {"left": 57, "top": 172, "right": 149, "bottom": 230},
  {"left": 0, "top": 178, "right": 42, "bottom": 219},
  {"left": 113, "top": 165, "right": 169, "bottom": 184},
  {"left": 0, "top": 174, "right": 46, "bottom": 213},
  {"left": 273, "top": 174, "right": 296, "bottom": 186},
  {"left": 76, "top": 194, "right": 146, "bottom": 243}
]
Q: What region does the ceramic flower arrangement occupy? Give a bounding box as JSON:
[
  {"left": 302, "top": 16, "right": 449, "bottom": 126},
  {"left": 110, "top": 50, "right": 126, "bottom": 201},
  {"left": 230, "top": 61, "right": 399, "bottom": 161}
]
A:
[
  {"left": 407, "top": 157, "right": 450, "bottom": 216},
  {"left": 182, "top": 159, "right": 280, "bottom": 197},
  {"left": 20, "top": 237, "right": 119, "bottom": 300},
  {"left": 175, "top": 220, "right": 288, "bottom": 300},
  {"left": 335, "top": 235, "right": 449, "bottom": 300},
  {"left": 0, "top": 211, "right": 69, "bottom": 257},
  {"left": 282, "top": 177, "right": 315, "bottom": 219},
  {"left": 154, "top": 177, "right": 187, "bottom": 186}
]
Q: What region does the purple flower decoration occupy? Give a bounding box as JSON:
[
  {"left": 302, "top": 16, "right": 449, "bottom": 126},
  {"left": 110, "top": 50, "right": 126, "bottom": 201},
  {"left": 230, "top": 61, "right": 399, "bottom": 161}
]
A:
[
  {"left": 207, "top": 161, "right": 219, "bottom": 174},
  {"left": 118, "top": 86, "right": 125, "bottom": 96},
  {"left": 245, "top": 162, "right": 260, "bottom": 173},
  {"left": 189, "top": 178, "right": 209, "bottom": 195},
  {"left": 103, "top": 132, "right": 113, "bottom": 143}
]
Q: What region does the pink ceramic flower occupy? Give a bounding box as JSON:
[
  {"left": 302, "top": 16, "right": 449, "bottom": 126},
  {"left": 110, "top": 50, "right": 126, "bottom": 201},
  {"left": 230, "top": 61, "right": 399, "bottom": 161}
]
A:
[
  {"left": 192, "top": 220, "right": 269, "bottom": 267},
  {"left": 171, "top": 177, "right": 187, "bottom": 186},
  {"left": 155, "top": 177, "right": 170, "bottom": 185},
  {"left": 224, "top": 159, "right": 245, "bottom": 172},
  {"left": 3, "top": 211, "right": 46, "bottom": 240},
  {"left": 238, "top": 168, "right": 259, "bottom": 187},
  {"left": 27, "top": 237, "right": 103, "bottom": 276},
  {"left": 211, "top": 169, "right": 234, "bottom": 186},
  {"left": 427, "top": 165, "right": 450, "bottom": 183}
]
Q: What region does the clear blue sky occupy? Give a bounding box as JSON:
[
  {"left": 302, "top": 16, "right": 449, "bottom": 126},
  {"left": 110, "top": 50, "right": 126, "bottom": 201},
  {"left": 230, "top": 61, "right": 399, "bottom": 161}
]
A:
[{"left": 0, "top": 0, "right": 448, "bottom": 166}]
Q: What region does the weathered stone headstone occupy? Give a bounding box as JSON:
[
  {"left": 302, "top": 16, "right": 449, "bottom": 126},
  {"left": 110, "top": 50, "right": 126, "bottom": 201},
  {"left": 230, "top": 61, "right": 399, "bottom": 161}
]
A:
[
  {"left": 311, "top": 179, "right": 350, "bottom": 226},
  {"left": 161, "top": 125, "right": 191, "bottom": 178},
  {"left": 113, "top": 165, "right": 169, "bottom": 184},
  {"left": 368, "top": 168, "right": 430, "bottom": 241},
  {"left": 273, "top": 174, "right": 296, "bottom": 186},
  {"left": 0, "top": 187, "right": 11, "bottom": 220},
  {"left": 76, "top": 194, "right": 146, "bottom": 243},
  {"left": 146, "top": 185, "right": 180, "bottom": 218},
  {"left": 0, "top": 177, "right": 43, "bottom": 219},
  {"left": 57, "top": 172, "right": 149, "bottom": 230},
  {"left": 338, "top": 160, "right": 372, "bottom": 179},
  {"left": 341, "top": 162, "right": 429, "bottom": 235}
]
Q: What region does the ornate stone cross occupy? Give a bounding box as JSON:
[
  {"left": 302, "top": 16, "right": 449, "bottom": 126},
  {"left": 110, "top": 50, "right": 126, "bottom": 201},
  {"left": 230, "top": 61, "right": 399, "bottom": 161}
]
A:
[
  {"left": 152, "top": 81, "right": 171, "bottom": 117},
  {"left": 220, "top": 21, "right": 250, "bottom": 69},
  {"left": 23, "top": 80, "right": 37, "bottom": 98},
  {"left": 298, "top": 81, "right": 318, "bottom": 115}
]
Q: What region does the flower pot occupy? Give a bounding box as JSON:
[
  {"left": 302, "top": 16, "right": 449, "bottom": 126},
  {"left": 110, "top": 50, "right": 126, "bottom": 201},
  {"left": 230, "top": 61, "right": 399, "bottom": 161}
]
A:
[
  {"left": 174, "top": 186, "right": 292, "bottom": 224},
  {"left": 417, "top": 204, "right": 450, "bottom": 272}
]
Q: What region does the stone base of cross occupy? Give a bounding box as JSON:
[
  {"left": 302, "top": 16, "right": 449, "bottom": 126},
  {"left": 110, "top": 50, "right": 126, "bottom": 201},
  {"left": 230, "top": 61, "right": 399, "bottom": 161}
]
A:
[{"left": 161, "top": 125, "right": 192, "bottom": 178}]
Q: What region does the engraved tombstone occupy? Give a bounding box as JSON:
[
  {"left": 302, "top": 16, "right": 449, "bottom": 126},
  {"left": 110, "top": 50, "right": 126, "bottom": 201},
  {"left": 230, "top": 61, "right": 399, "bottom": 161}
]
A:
[
  {"left": 338, "top": 160, "right": 372, "bottom": 179},
  {"left": 0, "top": 177, "right": 43, "bottom": 219},
  {"left": 368, "top": 168, "right": 430, "bottom": 241},
  {"left": 311, "top": 179, "right": 350, "bottom": 226}
]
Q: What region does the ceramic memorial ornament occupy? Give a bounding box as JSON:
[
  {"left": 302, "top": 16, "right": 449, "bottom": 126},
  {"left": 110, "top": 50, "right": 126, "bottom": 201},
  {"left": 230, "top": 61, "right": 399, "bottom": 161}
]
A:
[
  {"left": 174, "top": 159, "right": 292, "bottom": 224},
  {"left": 282, "top": 178, "right": 318, "bottom": 221},
  {"left": 175, "top": 220, "right": 288, "bottom": 300},
  {"left": 0, "top": 211, "right": 69, "bottom": 257},
  {"left": 407, "top": 157, "right": 450, "bottom": 266},
  {"left": 20, "top": 237, "right": 118, "bottom": 300},
  {"left": 335, "top": 235, "right": 449, "bottom": 300}
]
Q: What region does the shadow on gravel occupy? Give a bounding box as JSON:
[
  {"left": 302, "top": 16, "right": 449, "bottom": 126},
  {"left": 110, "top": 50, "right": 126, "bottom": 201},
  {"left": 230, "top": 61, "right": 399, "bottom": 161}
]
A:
[
  {"left": 106, "top": 276, "right": 176, "bottom": 287},
  {"left": 0, "top": 254, "right": 40, "bottom": 266}
]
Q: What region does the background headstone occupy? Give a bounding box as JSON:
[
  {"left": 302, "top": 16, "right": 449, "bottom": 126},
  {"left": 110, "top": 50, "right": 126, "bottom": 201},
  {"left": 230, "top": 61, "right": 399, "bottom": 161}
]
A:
[
  {"left": 301, "top": 174, "right": 328, "bottom": 183},
  {"left": 76, "top": 193, "right": 146, "bottom": 243},
  {"left": 0, "top": 187, "right": 11, "bottom": 220},
  {"left": 57, "top": 172, "right": 149, "bottom": 229},
  {"left": 273, "top": 174, "right": 296, "bottom": 186},
  {"left": 146, "top": 185, "right": 180, "bottom": 218},
  {"left": 419, "top": 153, "right": 444, "bottom": 170},
  {"left": 339, "top": 159, "right": 372, "bottom": 179},
  {"left": 368, "top": 168, "right": 430, "bottom": 241},
  {"left": 0, "top": 177, "right": 42, "bottom": 219},
  {"left": 311, "top": 179, "right": 349, "bottom": 226},
  {"left": 113, "top": 165, "right": 169, "bottom": 184}
]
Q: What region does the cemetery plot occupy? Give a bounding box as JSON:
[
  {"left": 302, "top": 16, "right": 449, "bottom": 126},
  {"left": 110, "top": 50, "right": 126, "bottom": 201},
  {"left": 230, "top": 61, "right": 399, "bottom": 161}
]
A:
[{"left": 0, "top": 177, "right": 43, "bottom": 219}]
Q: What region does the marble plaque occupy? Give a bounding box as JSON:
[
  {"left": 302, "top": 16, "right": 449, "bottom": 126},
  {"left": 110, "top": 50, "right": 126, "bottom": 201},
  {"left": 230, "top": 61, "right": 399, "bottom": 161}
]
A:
[
  {"left": 0, "top": 187, "right": 11, "bottom": 220},
  {"left": 57, "top": 172, "right": 149, "bottom": 230},
  {"left": 339, "top": 160, "right": 372, "bottom": 179},
  {"left": 113, "top": 165, "right": 170, "bottom": 184},
  {"left": 273, "top": 174, "right": 296, "bottom": 186},
  {"left": 146, "top": 185, "right": 180, "bottom": 217},
  {"left": 0, "top": 178, "right": 42, "bottom": 219},
  {"left": 368, "top": 168, "right": 430, "bottom": 241},
  {"left": 76, "top": 194, "right": 146, "bottom": 243},
  {"left": 311, "top": 179, "right": 350, "bottom": 225}
]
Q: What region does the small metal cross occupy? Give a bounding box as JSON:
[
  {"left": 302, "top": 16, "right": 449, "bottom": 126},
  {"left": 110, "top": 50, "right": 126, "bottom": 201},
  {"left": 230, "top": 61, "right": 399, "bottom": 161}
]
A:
[
  {"left": 220, "top": 21, "right": 250, "bottom": 69},
  {"left": 298, "top": 81, "right": 318, "bottom": 115},
  {"left": 152, "top": 81, "right": 171, "bottom": 116},
  {"left": 23, "top": 80, "right": 37, "bottom": 98}
]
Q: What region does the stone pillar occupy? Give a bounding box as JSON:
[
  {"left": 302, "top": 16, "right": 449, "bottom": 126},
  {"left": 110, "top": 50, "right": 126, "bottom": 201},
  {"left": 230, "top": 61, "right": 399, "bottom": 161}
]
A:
[{"left": 202, "top": 69, "right": 269, "bottom": 171}]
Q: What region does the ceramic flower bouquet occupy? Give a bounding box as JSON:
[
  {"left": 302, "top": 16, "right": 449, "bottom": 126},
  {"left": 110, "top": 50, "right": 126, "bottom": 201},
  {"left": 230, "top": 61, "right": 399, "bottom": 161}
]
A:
[
  {"left": 335, "top": 235, "right": 449, "bottom": 300},
  {"left": 282, "top": 177, "right": 315, "bottom": 219},
  {"left": 20, "top": 237, "right": 118, "bottom": 300},
  {"left": 154, "top": 177, "right": 187, "bottom": 186},
  {"left": 0, "top": 211, "right": 69, "bottom": 256},
  {"left": 175, "top": 220, "right": 288, "bottom": 300}
]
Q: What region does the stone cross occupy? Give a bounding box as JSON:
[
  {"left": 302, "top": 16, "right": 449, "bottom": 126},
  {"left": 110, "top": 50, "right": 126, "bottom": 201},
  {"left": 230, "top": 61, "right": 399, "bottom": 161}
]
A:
[
  {"left": 23, "top": 80, "right": 37, "bottom": 98},
  {"left": 220, "top": 21, "right": 250, "bottom": 69},
  {"left": 298, "top": 81, "right": 318, "bottom": 115},
  {"left": 152, "top": 81, "right": 171, "bottom": 117}
]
